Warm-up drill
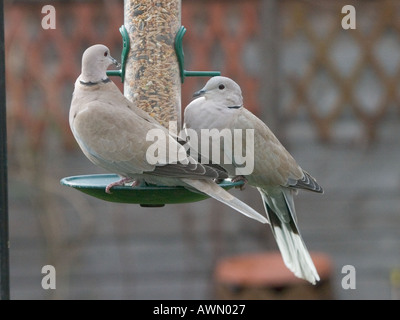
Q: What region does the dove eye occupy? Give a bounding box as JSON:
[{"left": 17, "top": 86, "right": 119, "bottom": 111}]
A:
[
  {"left": 218, "top": 84, "right": 225, "bottom": 90},
  {"left": 104, "top": 51, "right": 108, "bottom": 57}
]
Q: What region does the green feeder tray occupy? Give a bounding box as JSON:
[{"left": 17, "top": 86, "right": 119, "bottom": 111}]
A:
[{"left": 60, "top": 174, "right": 244, "bottom": 207}]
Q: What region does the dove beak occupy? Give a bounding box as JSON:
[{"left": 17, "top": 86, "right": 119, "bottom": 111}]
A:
[
  {"left": 110, "top": 56, "right": 121, "bottom": 69},
  {"left": 193, "top": 89, "right": 206, "bottom": 98}
]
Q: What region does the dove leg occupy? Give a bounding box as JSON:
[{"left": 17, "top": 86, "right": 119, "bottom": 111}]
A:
[
  {"left": 232, "top": 175, "right": 248, "bottom": 190},
  {"left": 105, "top": 177, "right": 136, "bottom": 194},
  {"left": 130, "top": 180, "right": 141, "bottom": 187}
]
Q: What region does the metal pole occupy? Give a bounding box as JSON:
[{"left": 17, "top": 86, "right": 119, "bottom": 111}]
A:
[
  {"left": 0, "top": 0, "right": 10, "bottom": 300},
  {"left": 260, "top": 0, "right": 281, "bottom": 137},
  {"left": 123, "top": 0, "right": 182, "bottom": 129}
]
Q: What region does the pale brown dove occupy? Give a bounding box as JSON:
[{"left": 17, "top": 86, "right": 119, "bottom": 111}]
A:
[{"left": 183, "top": 76, "right": 324, "bottom": 284}]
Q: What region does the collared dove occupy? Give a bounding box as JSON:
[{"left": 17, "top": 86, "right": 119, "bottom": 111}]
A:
[
  {"left": 69, "top": 45, "right": 267, "bottom": 224},
  {"left": 183, "top": 76, "right": 324, "bottom": 284}
]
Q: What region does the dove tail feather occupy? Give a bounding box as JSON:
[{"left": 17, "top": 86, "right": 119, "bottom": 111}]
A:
[
  {"left": 258, "top": 188, "right": 320, "bottom": 284},
  {"left": 181, "top": 179, "right": 268, "bottom": 224},
  {"left": 291, "top": 170, "right": 324, "bottom": 194}
]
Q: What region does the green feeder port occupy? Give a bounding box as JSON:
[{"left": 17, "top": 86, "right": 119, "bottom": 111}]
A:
[
  {"left": 60, "top": 174, "right": 244, "bottom": 207},
  {"left": 174, "top": 26, "right": 221, "bottom": 83},
  {"left": 106, "top": 25, "right": 221, "bottom": 84},
  {"left": 106, "top": 25, "right": 129, "bottom": 82}
]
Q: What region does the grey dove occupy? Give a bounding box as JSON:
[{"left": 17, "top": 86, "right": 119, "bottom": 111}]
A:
[
  {"left": 183, "top": 76, "right": 324, "bottom": 284},
  {"left": 69, "top": 45, "right": 267, "bottom": 224}
]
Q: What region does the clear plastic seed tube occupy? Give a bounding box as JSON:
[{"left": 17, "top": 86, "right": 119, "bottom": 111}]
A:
[{"left": 124, "top": 0, "right": 182, "bottom": 129}]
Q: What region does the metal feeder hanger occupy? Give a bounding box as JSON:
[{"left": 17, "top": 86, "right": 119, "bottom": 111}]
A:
[{"left": 61, "top": 9, "right": 241, "bottom": 207}]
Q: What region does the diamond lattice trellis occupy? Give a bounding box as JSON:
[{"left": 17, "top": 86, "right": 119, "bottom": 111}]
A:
[
  {"left": 5, "top": 0, "right": 264, "bottom": 155},
  {"left": 280, "top": 0, "right": 400, "bottom": 142},
  {"left": 4, "top": 0, "right": 400, "bottom": 156},
  {"left": 5, "top": 1, "right": 124, "bottom": 153}
]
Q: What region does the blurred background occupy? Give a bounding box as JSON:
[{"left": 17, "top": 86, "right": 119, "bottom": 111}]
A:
[{"left": 4, "top": 0, "right": 400, "bottom": 299}]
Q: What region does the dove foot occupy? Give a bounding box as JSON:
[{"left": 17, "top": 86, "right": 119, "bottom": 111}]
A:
[
  {"left": 105, "top": 177, "right": 136, "bottom": 194},
  {"left": 130, "top": 179, "right": 141, "bottom": 187},
  {"left": 232, "top": 175, "right": 248, "bottom": 190},
  {"left": 214, "top": 178, "right": 225, "bottom": 184}
]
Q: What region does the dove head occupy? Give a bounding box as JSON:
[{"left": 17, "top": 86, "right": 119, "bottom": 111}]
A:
[
  {"left": 80, "top": 44, "right": 120, "bottom": 83},
  {"left": 193, "top": 76, "right": 243, "bottom": 108}
]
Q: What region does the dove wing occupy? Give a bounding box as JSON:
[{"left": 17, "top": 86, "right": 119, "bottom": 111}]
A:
[
  {"left": 231, "top": 108, "right": 323, "bottom": 193},
  {"left": 71, "top": 83, "right": 225, "bottom": 180},
  {"left": 71, "top": 98, "right": 159, "bottom": 174},
  {"left": 232, "top": 108, "right": 303, "bottom": 187}
]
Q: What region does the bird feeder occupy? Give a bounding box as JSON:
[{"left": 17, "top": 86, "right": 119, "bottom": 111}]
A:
[{"left": 61, "top": 0, "right": 238, "bottom": 206}]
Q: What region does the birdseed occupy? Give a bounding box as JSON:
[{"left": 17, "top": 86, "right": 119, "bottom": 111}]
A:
[{"left": 124, "top": 0, "right": 181, "bottom": 129}]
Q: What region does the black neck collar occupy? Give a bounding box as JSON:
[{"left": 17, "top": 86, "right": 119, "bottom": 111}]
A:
[
  {"left": 80, "top": 78, "right": 111, "bottom": 86},
  {"left": 227, "top": 105, "right": 242, "bottom": 109}
]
